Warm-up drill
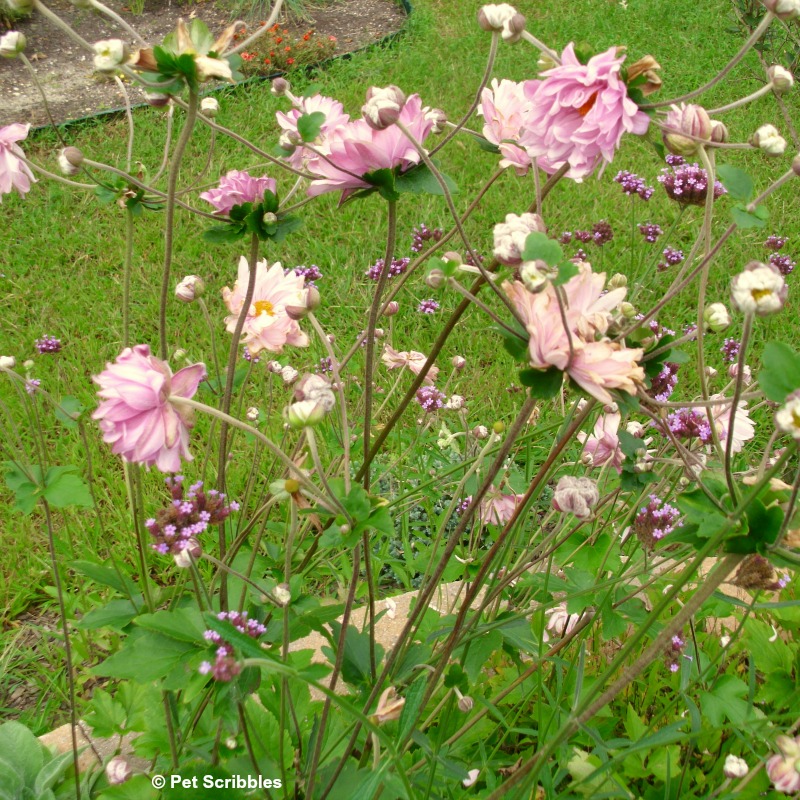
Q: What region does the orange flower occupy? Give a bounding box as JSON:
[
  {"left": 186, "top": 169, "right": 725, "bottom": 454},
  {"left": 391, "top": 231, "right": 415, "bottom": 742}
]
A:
[
  {"left": 287, "top": 57, "right": 295, "bottom": 65},
  {"left": 275, "top": 36, "right": 283, "bottom": 43}
]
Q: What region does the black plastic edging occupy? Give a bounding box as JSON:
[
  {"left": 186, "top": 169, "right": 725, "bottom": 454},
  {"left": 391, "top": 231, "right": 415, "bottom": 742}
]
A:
[{"left": 32, "top": 0, "right": 413, "bottom": 131}]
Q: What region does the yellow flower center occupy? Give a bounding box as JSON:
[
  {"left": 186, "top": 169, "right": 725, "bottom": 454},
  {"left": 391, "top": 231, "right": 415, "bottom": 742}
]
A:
[
  {"left": 254, "top": 300, "right": 275, "bottom": 316},
  {"left": 751, "top": 288, "right": 773, "bottom": 302}
]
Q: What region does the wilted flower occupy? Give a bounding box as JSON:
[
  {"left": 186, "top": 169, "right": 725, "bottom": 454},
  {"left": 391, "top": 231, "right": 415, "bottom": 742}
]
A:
[
  {"left": 0, "top": 123, "right": 36, "bottom": 202},
  {"left": 374, "top": 686, "right": 405, "bottom": 723},
  {"left": 175, "top": 274, "right": 205, "bottom": 303},
  {"left": 545, "top": 601, "right": 581, "bottom": 638},
  {"left": 734, "top": 554, "right": 782, "bottom": 590},
  {"left": 200, "top": 170, "right": 276, "bottom": 216},
  {"left": 730, "top": 261, "right": 787, "bottom": 316},
  {"left": 280, "top": 365, "right": 299, "bottom": 384},
  {"left": 480, "top": 485, "right": 524, "bottom": 525},
  {"left": 93, "top": 39, "right": 128, "bottom": 72},
  {"left": 493, "top": 212, "right": 547, "bottom": 265},
  {"left": 222, "top": 258, "right": 309, "bottom": 355},
  {"left": 662, "top": 103, "right": 712, "bottom": 156},
  {"left": 552, "top": 475, "right": 599, "bottom": 518},
  {"left": 381, "top": 345, "right": 439, "bottom": 384},
  {"left": 92, "top": 345, "right": 206, "bottom": 472}
]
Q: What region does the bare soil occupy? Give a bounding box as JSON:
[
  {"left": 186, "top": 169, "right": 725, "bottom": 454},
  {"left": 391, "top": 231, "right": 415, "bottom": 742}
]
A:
[{"left": 0, "top": 0, "right": 407, "bottom": 127}]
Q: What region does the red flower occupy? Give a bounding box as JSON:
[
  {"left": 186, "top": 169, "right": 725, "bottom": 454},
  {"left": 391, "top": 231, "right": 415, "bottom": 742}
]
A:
[{"left": 287, "top": 57, "right": 295, "bottom": 65}]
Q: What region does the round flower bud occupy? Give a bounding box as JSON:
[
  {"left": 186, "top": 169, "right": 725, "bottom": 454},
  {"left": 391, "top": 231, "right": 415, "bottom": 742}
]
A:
[
  {"left": 663, "top": 103, "right": 713, "bottom": 156},
  {"left": 426, "top": 268, "right": 446, "bottom": 289},
  {"left": 705, "top": 366, "right": 718, "bottom": 378},
  {"left": 305, "top": 286, "right": 321, "bottom": 311},
  {"left": 274, "top": 583, "right": 292, "bottom": 606},
  {"left": 731, "top": 261, "right": 787, "bottom": 316},
  {"left": 457, "top": 695, "right": 474, "bottom": 713},
  {"left": 492, "top": 420, "right": 505, "bottom": 434},
  {"left": 552, "top": 475, "right": 600, "bottom": 519},
  {"left": 285, "top": 304, "right": 309, "bottom": 321},
  {"left": 262, "top": 212, "right": 278, "bottom": 225},
  {"left": 607, "top": 273, "right": 628, "bottom": 290},
  {"left": 703, "top": 302, "right": 731, "bottom": 332},
  {"left": 751, "top": 124, "right": 786, "bottom": 156},
  {"left": 200, "top": 97, "right": 219, "bottom": 117},
  {"left": 620, "top": 301, "right": 637, "bottom": 319},
  {"left": 106, "top": 757, "right": 133, "bottom": 785},
  {"left": 424, "top": 107, "right": 447, "bottom": 134},
  {"left": 493, "top": 212, "right": 546, "bottom": 266},
  {"left": 477, "top": 4, "right": 526, "bottom": 42},
  {"left": 57, "top": 147, "right": 84, "bottom": 176},
  {"left": 271, "top": 77, "right": 290, "bottom": 97},
  {"left": 0, "top": 356, "right": 16, "bottom": 369},
  {"left": 768, "top": 65, "right": 794, "bottom": 94},
  {"left": 761, "top": 0, "right": 800, "bottom": 20},
  {"left": 710, "top": 119, "right": 729, "bottom": 143},
  {"left": 144, "top": 91, "right": 170, "bottom": 107},
  {"left": 520, "top": 260, "right": 552, "bottom": 293},
  {"left": 383, "top": 300, "right": 400, "bottom": 316},
  {"left": 246, "top": 406, "right": 259, "bottom": 421},
  {"left": 294, "top": 373, "right": 335, "bottom": 411},
  {"left": 446, "top": 394, "right": 465, "bottom": 410},
  {"left": 286, "top": 399, "right": 326, "bottom": 428},
  {"left": 267, "top": 360, "right": 283, "bottom": 374},
  {"left": 727, "top": 363, "right": 753, "bottom": 384},
  {"left": 0, "top": 31, "right": 26, "bottom": 58},
  {"left": 472, "top": 424, "right": 489, "bottom": 439},
  {"left": 362, "top": 85, "right": 406, "bottom": 130},
  {"left": 224, "top": 737, "right": 237, "bottom": 750},
  {"left": 793, "top": 153, "right": 800, "bottom": 176},
  {"left": 775, "top": 390, "right": 800, "bottom": 440},
  {"left": 280, "top": 365, "right": 299, "bottom": 385},
  {"left": 452, "top": 355, "right": 466, "bottom": 370},
  {"left": 173, "top": 539, "right": 202, "bottom": 568},
  {"left": 175, "top": 274, "right": 204, "bottom": 303},
  {"left": 93, "top": 39, "right": 129, "bottom": 73}
]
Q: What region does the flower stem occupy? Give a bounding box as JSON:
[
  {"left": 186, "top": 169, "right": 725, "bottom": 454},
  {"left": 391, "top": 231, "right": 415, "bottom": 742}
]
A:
[
  {"left": 122, "top": 209, "right": 134, "bottom": 347},
  {"left": 723, "top": 312, "right": 753, "bottom": 499}
]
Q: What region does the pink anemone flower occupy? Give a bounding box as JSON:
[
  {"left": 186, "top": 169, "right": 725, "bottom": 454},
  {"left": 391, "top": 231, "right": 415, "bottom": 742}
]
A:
[
  {"left": 276, "top": 93, "right": 350, "bottom": 170},
  {"left": 200, "top": 170, "right": 276, "bottom": 216},
  {"left": 577, "top": 411, "right": 625, "bottom": 472},
  {"left": 305, "top": 94, "right": 434, "bottom": 200},
  {"left": 480, "top": 485, "right": 525, "bottom": 525},
  {"left": 381, "top": 344, "right": 439, "bottom": 384},
  {"left": 0, "top": 123, "right": 36, "bottom": 201},
  {"left": 93, "top": 345, "right": 206, "bottom": 472},
  {"left": 477, "top": 79, "right": 532, "bottom": 175},
  {"left": 519, "top": 44, "right": 650, "bottom": 180},
  {"left": 222, "top": 258, "right": 310, "bottom": 355}
]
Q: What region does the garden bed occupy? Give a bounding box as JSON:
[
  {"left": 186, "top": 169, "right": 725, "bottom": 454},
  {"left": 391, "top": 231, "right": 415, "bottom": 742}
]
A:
[{"left": 0, "top": 0, "right": 408, "bottom": 127}]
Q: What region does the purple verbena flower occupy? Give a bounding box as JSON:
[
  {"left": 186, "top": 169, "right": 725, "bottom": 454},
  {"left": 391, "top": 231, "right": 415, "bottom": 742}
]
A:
[
  {"left": 290, "top": 264, "right": 323, "bottom": 286},
  {"left": 559, "top": 231, "right": 573, "bottom": 245},
  {"left": 315, "top": 356, "right": 333, "bottom": 374},
  {"left": 648, "top": 361, "right": 679, "bottom": 402},
  {"left": 365, "top": 257, "right": 411, "bottom": 281},
  {"left": 665, "top": 408, "right": 713, "bottom": 444},
  {"left": 418, "top": 298, "right": 440, "bottom": 314},
  {"left": 613, "top": 170, "right": 654, "bottom": 199},
  {"left": 574, "top": 248, "right": 588, "bottom": 261},
  {"left": 243, "top": 346, "right": 260, "bottom": 363},
  {"left": 416, "top": 385, "right": 446, "bottom": 412},
  {"left": 35, "top": 335, "right": 61, "bottom": 354},
  {"left": 592, "top": 220, "right": 614, "bottom": 246},
  {"left": 769, "top": 252, "right": 795, "bottom": 276},
  {"left": 638, "top": 223, "right": 663, "bottom": 243},
  {"left": 456, "top": 496, "right": 472, "bottom": 514},
  {"left": 634, "top": 494, "right": 682, "bottom": 550},
  {"left": 764, "top": 235, "right": 788, "bottom": 251},
  {"left": 411, "top": 223, "right": 443, "bottom": 253},
  {"left": 574, "top": 230, "right": 592, "bottom": 243},
  {"left": 658, "top": 162, "right": 726, "bottom": 206},
  {"left": 721, "top": 338, "right": 740, "bottom": 363},
  {"left": 665, "top": 154, "right": 685, "bottom": 167},
  {"left": 25, "top": 378, "right": 40, "bottom": 395}
]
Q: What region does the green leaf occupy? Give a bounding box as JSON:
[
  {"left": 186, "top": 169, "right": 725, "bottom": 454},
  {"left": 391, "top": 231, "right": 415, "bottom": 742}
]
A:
[
  {"left": 699, "top": 675, "right": 750, "bottom": 726},
  {"left": 552, "top": 261, "right": 579, "bottom": 286},
  {"left": 203, "top": 224, "right": 247, "bottom": 244},
  {"left": 54, "top": 396, "right": 84, "bottom": 429},
  {"left": 716, "top": 164, "right": 754, "bottom": 202},
  {"left": 270, "top": 215, "right": 303, "bottom": 243},
  {"left": 759, "top": 342, "right": 800, "bottom": 402},
  {"left": 363, "top": 168, "right": 400, "bottom": 202},
  {"left": 2, "top": 462, "right": 42, "bottom": 514},
  {"left": 42, "top": 466, "right": 93, "bottom": 509},
  {"left": 521, "top": 232, "right": 563, "bottom": 266},
  {"left": 70, "top": 560, "right": 138, "bottom": 596},
  {"left": 397, "top": 677, "right": 427, "bottom": 742},
  {"left": 395, "top": 162, "right": 458, "bottom": 196},
  {"left": 135, "top": 608, "right": 207, "bottom": 643},
  {"left": 0, "top": 721, "right": 43, "bottom": 788},
  {"left": 296, "top": 111, "right": 326, "bottom": 142},
  {"left": 75, "top": 599, "right": 138, "bottom": 631},
  {"left": 495, "top": 322, "right": 529, "bottom": 362},
  {"left": 518, "top": 366, "right": 563, "bottom": 399},
  {"left": 323, "top": 623, "right": 384, "bottom": 689},
  {"left": 82, "top": 689, "right": 128, "bottom": 738},
  {"left": 731, "top": 205, "right": 767, "bottom": 229},
  {"left": 96, "top": 774, "right": 158, "bottom": 800},
  {"left": 94, "top": 631, "right": 197, "bottom": 682},
  {"left": 33, "top": 750, "right": 76, "bottom": 797},
  {"left": 471, "top": 133, "right": 501, "bottom": 153}
]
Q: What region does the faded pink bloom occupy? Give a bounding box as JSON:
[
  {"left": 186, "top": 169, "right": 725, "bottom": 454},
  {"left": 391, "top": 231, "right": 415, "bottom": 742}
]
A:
[
  {"left": 577, "top": 412, "right": 625, "bottom": 472},
  {"left": 766, "top": 736, "right": 800, "bottom": 793},
  {"left": 276, "top": 93, "right": 350, "bottom": 170},
  {"left": 480, "top": 485, "right": 524, "bottom": 525},
  {"left": 305, "top": 94, "right": 434, "bottom": 200},
  {"left": 0, "top": 123, "right": 36, "bottom": 201},
  {"left": 200, "top": 170, "right": 277, "bottom": 216},
  {"left": 700, "top": 395, "right": 755, "bottom": 453},
  {"left": 559, "top": 262, "right": 627, "bottom": 339},
  {"left": 519, "top": 44, "right": 650, "bottom": 179},
  {"left": 93, "top": 345, "right": 206, "bottom": 472},
  {"left": 381, "top": 344, "right": 439, "bottom": 384},
  {"left": 568, "top": 340, "right": 645, "bottom": 406},
  {"left": 222, "top": 258, "right": 310, "bottom": 355},
  {"left": 477, "top": 79, "right": 532, "bottom": 175}
]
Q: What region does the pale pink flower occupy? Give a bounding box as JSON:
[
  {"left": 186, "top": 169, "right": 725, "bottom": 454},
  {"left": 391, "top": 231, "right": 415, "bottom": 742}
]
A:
[
  {"left": 480, "top": 485, "right": 525, "bottom": 525},
  {"left": 276, "top": 93, "right": 350, "bottom": 170},
  {"left": 700, "top": 395, "right": 755, "bottom": 453},
  {"left": 0, "top": 123, "right": 36, "bottom": 201},
  {"left": 568, "top": 340, "right": 645, "bottom": 406},
  {"left": 544, "top": 601, "right": 582, "bottom": 638},
  {"left": 519, "top": 44, "right": 650, "bottom": 179},
  {"left": 381, "top": 344, "right": 439, "bottom": 384},
  {"left": 477, "top": 79, "right": 532, "bottom": 175},
  {"left": 559, "top": 262, "right": 627, "bottom": 339},
  {"left": 577, "top": 411, "right": 625, "bottom": 472},
  {"left": 92, "top": 345, "right": 206, "bottom": 472},
  {"left": 200, "top": 170, "right": 277, "bottom": 216},
  {"left": 222, "top": 258, "right": 310, "bottom": 355},
  {"left": 305, "top": 94, "right": 434, "bottom": 200}
]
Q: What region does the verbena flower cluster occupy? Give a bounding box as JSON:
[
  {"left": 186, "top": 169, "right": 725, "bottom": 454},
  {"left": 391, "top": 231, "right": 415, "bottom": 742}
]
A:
[
  {"left": 411, "top": 223, "right": 443, "bottom": 253},
  {"left": 365, "top": 257, "right": 410, "bottom": 281},
  {"left": 613, "top": 170, "right": 654, "bottom": 199},
  {"left": 633, "top": 494, "right": 682, "bottom": 550},
  {"left": 658, "top": 161, "right": 726, "bottom": 205},
  {"left": 35, "top": 335, "right": 61, "bottom": 354},
  {"left": 200, "top": 611, "right": 265, "bottom": 681}
]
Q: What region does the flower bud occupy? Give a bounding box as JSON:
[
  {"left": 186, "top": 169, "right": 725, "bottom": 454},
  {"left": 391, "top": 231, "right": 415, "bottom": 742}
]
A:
[
  {"left": 426, "top": 268, "right": 446, "bottom": 289},
  {"left": 727, "top": 363, "right": 752, "bottom": 384},
  {"left": 710, "top": 119, "right": 729, "bottom": 143},
  {"left": 267, "top": 360, "right": 283, "bottom": 374},
  {"left": 0, "top": 356, "right": 16, "bottom": 369},
  {"left": 106, "top": 757, "right": 133, "bottom": 785},
  {"left": 200, "top": 96, "right": 219, "bottom": 117},
  {"left": 294, "top": 373, "right": 335, "bottom": 410},
  {"left": 0, "top": 31, "right": 26, "bottom": 58},
  {"left": 705, "top": 366, "right": 718, "bottom": 378},
  {"left": 663, "top": 103, "right": 712, "bottom": 156},
  {"left": 626, "top": 421, "right": 646, "bottom": 437},
  {"left": 457, "top": 695, "right": 474, "bottom": 713},
  {"left": 305, "top": 286, "right": 321, "bottom": 311},
  {"left": 144, "top": 91, "right": 171, "bottom": 107},
  {"left": 362, "top": 85, "right": 406, "bottom": 130},
  {"left": 383, "top": 300, "right": 400, "bottom": 316},
  {"left": 620, "top": 301, "right": 637, "bottom": 319},
  {"left": 472, "top": 424, "right": 489, "bottom": 439},
  {"left": 246, "top": 406, "right": 259, "bottom": 421},
  {"left": 793, "top": 153, "right": 800, "bottom": 176},
  {"left": 520, "top": 260, "right": 552, "bottom": 293},
  {"left": 274, "top": 583, "right": 291, "bottom": 606},
  {"left": 607, "top": 273, "right": 628, "bottom": 290},
  {"left": 445, "top": 394, "right": 465, "bottom": 410},
  {"left": 493, "top": 212, "right": 546, "bottom": 266},
  {"left": 278, "top": 131, "right": 298, "bottom": 154},
  {"left": 285, "top": 304, "right": 309, "bottom": 321},
  {"left": 703, "top": 302, "right": 730, "bottom": 332},
  {"left": 537, "top": 54, "right": 557, "bottom": 71},
  {"left": 760, "top": 0, "right": 800, "bottom": 20},
  {"left": 262, "top": 211, "right": 278, "bottom": 225},
  {"left": 271, "top": 76, "right": 291, "bottom": 96},
  {"left": 285, "top": 399, "right": 326, "bottom": 428},
  {"left": 93, "top": 39, "right": 129, "bottom": 72},
  {"left": 452, "top": 355, "right": 466, "bottom": 370},
  {"left": 477, "top": 4, "right": 526, "bottom": 42},
  {"left": 751, "top": 123, "right": 786, "bottom": 156},
  {"left": 58, "top": 147, "right": 84, "bottom": 176},
  {"left": 225, "top": 737, "right": 237, "bottom": 750},
  {"left": 280, "top": 365, "right": 299, "bottom": 384},
  {"left": 492, "top": 420, "right": 505, "bottom": 434},
  {"left": 424, "top": 107, "right": 447, "bottom": 134},
  {"left": 175, "top": 274, "right": 204, "bottom": 303},
  {"left": 173, "top": 539, "right": 202, "bottom": 568},
  {"left": 731, "top": 261, "right": 787, "bottom": 316},
  {"left": 768, "top": 65, "right": 794, "bottom": 94},
  {"left": 374, "top": 686, "right": 405, "bottom": 723},
  {"left": 626, "top": 54, "right": 662, "bottom": 96},
  {"left": 552, "top": 475, "right": 599, "bottom": 519}
]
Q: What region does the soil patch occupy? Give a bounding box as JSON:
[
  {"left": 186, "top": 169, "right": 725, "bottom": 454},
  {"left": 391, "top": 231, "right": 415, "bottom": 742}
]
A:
[{"left": 0, "top": 0, "right": 407, "bottom": 127}]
